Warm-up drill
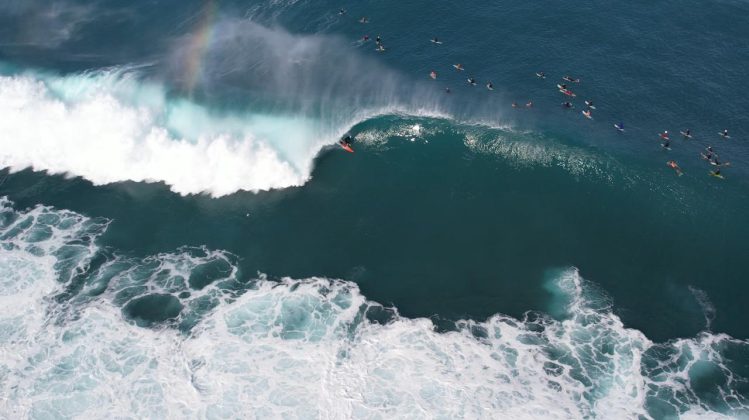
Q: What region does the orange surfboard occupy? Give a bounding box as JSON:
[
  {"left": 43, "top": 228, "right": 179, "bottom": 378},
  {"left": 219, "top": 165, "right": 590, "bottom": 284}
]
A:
[{"left": 340, "top": 142, "right": 354, "bottom": 153}]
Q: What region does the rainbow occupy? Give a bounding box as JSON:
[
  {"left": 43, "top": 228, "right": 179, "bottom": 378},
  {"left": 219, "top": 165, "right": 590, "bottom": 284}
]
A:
[{"left": 183, "top": 0, "right": 219, "bottom": 93}]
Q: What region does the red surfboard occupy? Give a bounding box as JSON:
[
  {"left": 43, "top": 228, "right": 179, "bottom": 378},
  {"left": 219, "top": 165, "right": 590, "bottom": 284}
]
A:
[{"left": 340, "top": 142, "right": 354, "bottom": 153}]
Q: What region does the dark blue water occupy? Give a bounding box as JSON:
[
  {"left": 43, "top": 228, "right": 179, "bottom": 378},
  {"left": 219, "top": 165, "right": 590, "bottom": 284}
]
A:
[{"left": 0, "top": 0, "right": 747, "bottom": 417}]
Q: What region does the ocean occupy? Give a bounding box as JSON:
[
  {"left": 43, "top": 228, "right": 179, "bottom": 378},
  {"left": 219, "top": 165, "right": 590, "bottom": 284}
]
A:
[{"left": 0, "top": 0, "right": 748, "bottom": 418}]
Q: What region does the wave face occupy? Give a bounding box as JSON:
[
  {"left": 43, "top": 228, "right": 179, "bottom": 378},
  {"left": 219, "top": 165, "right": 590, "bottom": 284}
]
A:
[{"left": 1, "top": 197, "right": 746, "bottom": 419}]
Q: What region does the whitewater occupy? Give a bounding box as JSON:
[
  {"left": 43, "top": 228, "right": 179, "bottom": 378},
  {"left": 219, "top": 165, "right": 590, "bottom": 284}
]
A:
[{"left": 0, "top": 197, "right": 746, "bottom": 419}]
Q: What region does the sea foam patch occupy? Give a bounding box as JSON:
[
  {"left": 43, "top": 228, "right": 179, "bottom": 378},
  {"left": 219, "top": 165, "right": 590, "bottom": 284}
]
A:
[{"left": 0, "top": 198, "right": 746, "bottom": 418}]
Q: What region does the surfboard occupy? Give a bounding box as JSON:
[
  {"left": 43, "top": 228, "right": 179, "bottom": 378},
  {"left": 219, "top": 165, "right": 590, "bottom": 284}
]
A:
[
  {"left": 431, "top": 40, "right": 442, "bottom": 44},
  {"left": 709, "top": 172, "right": 724, "bottom": 179},
  {"left": 453, "top": 65, "right": 464, "bottom": 71},
  {"left": 582, "top": 111, "right": 592, "bottom": 119},
  {"left": 340, "top": 143, "right": 354, "bottom": 153},
  {"left": 563, "top": 90, "right": 576, "bottom": 97},
  {"left": 719, "top": 133, "right": 731, "bottom": 139},
  {"left": 614, "top": 125, "right": 624, "bottom": 132},
  {"left": 661, "top": 143, "right": 671, "bottom": 150},
  {"left": 536, "top": 73, "right": 546, "bottom": 78},
  {"left": 680, "top": 131, "right": 692, "bottom": 138}
]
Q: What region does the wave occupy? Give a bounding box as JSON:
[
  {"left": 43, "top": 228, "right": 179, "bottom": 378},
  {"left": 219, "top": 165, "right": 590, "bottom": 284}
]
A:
[
  {"left": 0, "top": 67, "right": 446, "bottom": 197},
  {"left": 0, "top": 21, "right": 454, "bottom": 196},
  {"left": 0, "top": 197, "right": 746, "bottom": 418}
]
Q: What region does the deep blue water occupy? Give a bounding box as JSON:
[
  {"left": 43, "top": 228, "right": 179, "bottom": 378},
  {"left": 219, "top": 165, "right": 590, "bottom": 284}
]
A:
[{"left": 0, "top": 0, "right": 747, "bottom": 418}]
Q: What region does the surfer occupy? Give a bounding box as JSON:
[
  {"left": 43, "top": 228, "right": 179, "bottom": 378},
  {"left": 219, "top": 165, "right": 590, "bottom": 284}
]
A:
[
  {"left": 585, "top": 100, "right": 594, "bottom": 108},
  {"left": 614, "top": 122, "right": 624, "bottom": 131},
  {"left": 667, "top": 160, "right": 683, "bottom": 176},
  {"left": 376, "top": 44, "right": 385, "bottom": 52},
  {"left": 710, "top": 168, "right": 722, "bottom": 177},
  {"left": 562, "top": 101, "right": 573, "bottom": 108},
  {"left": 339, "top": 9, "right": 346, "bottom": 15},
  {"left": 359, "top": 17, "right": 369, "bottom": 23},
  {"left": 721, "top": 129, "right": 729, "bottom": 138},
  {"left": 431, "top": 37, "right": 441, "bottom": 44},
  {"left": 445, "top": 87, "right": 451, "bottom": 94},
  {"left": 526, "top": 100, "right": 533, "bottom": 108},
  {"left": 706, "top": 146, "right": 715, "bottom": 154},
  {"left": 486, "top": 82, "right": 494, "bottom": 90},
  {"left": 559, "top": 83, "right": 568, "bottom": 90},
  {"left": 467, "top": 77, "right": 477, "bottom": 86},
  {"left": 375, "top": 35, "right": 381, "bottom": 45},
  {"left": 341, "top": 135, "right": 353, "bottom": 147},
  {"left": 362, "top": 35, "right": 370, "bottom": 42},
  {"left": 512, "top": 102, "right": 518, "bottom": 108},
  {"left": 563, "top": 75, "right": 579, "bottom": 83},
  {"left": 429, "top": 71, "right": 437, "bottom": 80},
  {"left": 660, "top": 131, "right": 669, "bottom": 140},
  {"left": 536, "top": 71, "right": 546, "bottom": 78},
  {"left": 453, "top": 63, "right": 464, "bottom": 71},
  {"left": 662, "top": 139, "right": 671, "bottom": 149},
  {"left": 683, "top": 129, "right": 691, "bottom": 137}
]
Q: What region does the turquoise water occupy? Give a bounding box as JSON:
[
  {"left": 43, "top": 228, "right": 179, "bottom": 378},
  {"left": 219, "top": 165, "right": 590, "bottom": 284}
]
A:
[{"left": 0, "top": 0, "right": 748, "bottom": 417}]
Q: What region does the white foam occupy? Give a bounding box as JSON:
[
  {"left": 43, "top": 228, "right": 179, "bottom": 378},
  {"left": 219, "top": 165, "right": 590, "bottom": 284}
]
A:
[
  {"left": 0, "top": 71, "right": 325, "bottom": 196},
  {"left": 0, "top": 198, "right": 746, "bottom": 419}
]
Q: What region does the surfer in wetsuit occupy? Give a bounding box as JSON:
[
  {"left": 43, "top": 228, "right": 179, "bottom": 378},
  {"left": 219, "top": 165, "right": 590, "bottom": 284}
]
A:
[
  {"left": 562, "top": 102, "right": 573, "bottom": 108},
  {"left": 721, "top": 129, "right": 729, "bottom": 137},
  {"left": 341, "top": 135, "right": 353, "bottom": 147}
]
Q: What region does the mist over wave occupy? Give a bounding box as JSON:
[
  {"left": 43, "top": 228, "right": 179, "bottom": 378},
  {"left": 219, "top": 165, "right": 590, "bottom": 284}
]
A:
[{"left": 0, "top": 197, "right": 746, "bottom": 419}]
